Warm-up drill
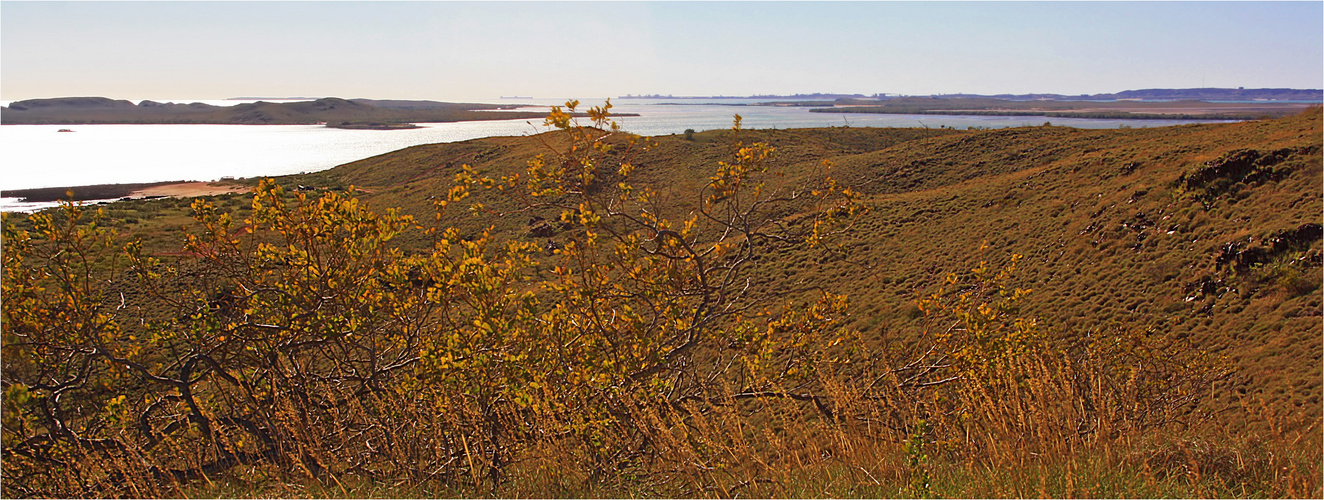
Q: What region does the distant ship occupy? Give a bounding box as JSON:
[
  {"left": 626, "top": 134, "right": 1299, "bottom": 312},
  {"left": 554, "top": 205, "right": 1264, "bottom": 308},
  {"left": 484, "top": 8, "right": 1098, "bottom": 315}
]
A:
[{"left": 499, "top": 96, "right": 534, "bottom": 99}]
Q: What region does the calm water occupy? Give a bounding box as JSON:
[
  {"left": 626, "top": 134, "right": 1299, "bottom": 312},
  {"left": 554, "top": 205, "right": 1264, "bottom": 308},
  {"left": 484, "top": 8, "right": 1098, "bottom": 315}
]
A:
[{"left": 1, "top": 97, "right": 1236, "bottom": 211}]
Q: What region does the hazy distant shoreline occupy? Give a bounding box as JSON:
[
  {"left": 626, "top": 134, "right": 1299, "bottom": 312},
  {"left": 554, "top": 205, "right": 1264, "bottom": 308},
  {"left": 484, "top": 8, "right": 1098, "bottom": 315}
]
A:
[
  {"left": 621, "top": 87, "right": 1323, "bottom": 102},
  {"left": 806, "top": 96, "right": 1317, "bottom": 121}
]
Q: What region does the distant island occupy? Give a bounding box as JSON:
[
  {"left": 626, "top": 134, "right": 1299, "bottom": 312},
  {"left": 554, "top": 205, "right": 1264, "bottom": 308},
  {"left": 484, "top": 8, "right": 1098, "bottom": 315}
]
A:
[{"left": 0, "top": 97, "right": 548, "bottom": 125}]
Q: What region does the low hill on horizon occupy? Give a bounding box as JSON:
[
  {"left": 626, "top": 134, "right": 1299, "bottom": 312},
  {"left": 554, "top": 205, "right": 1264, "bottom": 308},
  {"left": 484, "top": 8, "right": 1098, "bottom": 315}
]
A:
[{"left": 0, "top": 96, "right": 549, "bottom": 125}]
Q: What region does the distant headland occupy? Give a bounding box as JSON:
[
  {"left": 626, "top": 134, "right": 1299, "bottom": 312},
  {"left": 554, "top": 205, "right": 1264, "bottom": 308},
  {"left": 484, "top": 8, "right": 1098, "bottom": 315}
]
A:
[{"left": 224, "top": 97, "right": 320, "bottom": 101}]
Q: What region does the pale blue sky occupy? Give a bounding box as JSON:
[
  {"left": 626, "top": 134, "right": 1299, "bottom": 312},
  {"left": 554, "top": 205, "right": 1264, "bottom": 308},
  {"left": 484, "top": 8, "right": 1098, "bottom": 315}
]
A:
[{"left": 2, "top": 1, "right": 1321, "bottom": 101}]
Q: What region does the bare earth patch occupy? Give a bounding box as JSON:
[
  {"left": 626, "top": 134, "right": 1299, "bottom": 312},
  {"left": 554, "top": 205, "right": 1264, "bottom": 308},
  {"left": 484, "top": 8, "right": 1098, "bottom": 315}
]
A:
[{"left": 128, "top": 181, "right": 249, "bottom": 198}]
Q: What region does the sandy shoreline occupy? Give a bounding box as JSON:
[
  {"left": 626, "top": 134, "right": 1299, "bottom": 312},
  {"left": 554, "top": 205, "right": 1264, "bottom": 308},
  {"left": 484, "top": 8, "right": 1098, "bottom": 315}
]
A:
[
  {"left": 0, "top": 181, "right": 252, "bottom": 212},
  {"left": 127, "top": 181, "right": 250, "bottom": 198}
]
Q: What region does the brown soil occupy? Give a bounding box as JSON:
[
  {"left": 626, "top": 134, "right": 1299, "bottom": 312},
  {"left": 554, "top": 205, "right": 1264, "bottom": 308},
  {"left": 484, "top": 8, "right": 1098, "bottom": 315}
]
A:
[{"left": 128, "top": 182, "right": 249, "bottom": 198}]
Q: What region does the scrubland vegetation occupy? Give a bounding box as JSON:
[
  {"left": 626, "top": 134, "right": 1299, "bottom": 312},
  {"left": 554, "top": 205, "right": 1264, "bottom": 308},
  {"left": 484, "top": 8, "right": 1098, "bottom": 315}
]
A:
[{"left": 3, "top": 103, "right": 1320, "bottom": 497}]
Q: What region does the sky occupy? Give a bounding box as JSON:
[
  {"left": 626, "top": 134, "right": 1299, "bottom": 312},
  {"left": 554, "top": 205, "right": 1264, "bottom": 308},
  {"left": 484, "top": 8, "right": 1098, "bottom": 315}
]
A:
[{"left": 2, "top": 1, "right": 1321, "bottom": 102}]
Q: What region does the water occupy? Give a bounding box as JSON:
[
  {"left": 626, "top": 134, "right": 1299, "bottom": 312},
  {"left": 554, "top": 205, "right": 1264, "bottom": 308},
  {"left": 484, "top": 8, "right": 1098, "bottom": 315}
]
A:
[{"left": 1, "top": 97, "right": 1237, "bottom": 211}]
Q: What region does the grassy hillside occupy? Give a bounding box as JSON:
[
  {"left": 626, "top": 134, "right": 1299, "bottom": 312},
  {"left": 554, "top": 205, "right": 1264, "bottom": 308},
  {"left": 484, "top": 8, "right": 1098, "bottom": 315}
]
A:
[
  {"left": 287, "top": 110, "right": 1321, "bottom": 420},
  {"left": 3, "top": 109, "right": 1319, "bottom": 497}
]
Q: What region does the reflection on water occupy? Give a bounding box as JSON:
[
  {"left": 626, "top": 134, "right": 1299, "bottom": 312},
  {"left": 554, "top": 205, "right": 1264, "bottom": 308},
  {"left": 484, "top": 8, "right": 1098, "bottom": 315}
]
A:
[{"left": 0, "top": 98, "right": 1236, "bottom": 212}]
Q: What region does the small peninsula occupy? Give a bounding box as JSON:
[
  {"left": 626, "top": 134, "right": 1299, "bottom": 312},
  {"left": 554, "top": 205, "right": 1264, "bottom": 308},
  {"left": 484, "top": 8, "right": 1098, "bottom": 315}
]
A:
[{"left": 326, "top": 121, "right": 423, "bottom": 130}]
